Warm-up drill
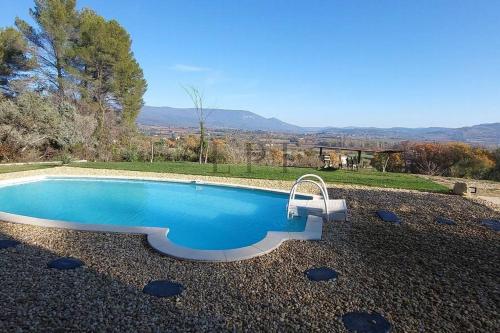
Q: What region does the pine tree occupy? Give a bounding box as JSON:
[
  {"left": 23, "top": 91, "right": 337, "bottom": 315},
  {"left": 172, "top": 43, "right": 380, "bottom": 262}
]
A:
[
  {"left": 0, "top": 27, "right": 36, "bottom": 96},
  {"left": 113, "top": 57, "right": 147, "bottom": 126},
  {"left": 70, "top": 9, "right": 146, "bottom": 151},
  {"left": 15, "top": 0, "right": 78, "bottom": 96},
  {"left": 73, "top": 9, "right": 146, "bottom": 122}
]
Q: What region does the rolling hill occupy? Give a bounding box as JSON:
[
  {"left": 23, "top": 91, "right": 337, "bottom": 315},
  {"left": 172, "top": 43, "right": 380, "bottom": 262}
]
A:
[
  {"left": 138, "top": 106, "right": 500, "bottom": 145},
  {"left": 138, "top": 106, "right": 302, "bottom": 132},
  {"left": 316, "top": 123, "right": 500, "bottom": 145}
]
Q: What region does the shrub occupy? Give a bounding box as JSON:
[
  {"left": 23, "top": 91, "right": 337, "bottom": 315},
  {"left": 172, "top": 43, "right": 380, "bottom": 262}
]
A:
[
  {"left": 404, "top": 142, "right": 496, "bottom": 179},
  {"left": 372, "top": 152, "right": 405, "bottom": 172},
  {"left": 487, "top": 148, "right": 500, "bottom": 181},
  {"left": 208, "top": 139, "right": 230, "bottom": 164},
  {"left": 59, "top": 152, "right": 72, "bottom": 164},
  {"left": 122, "top": 147, "right": 139, "bottom": 162},
  {"left": 290, "top": 149, "right": 322, "bottom": 168}
]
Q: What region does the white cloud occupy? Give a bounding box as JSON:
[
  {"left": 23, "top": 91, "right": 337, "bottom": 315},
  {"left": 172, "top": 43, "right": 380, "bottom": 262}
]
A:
[{"left": 171, "top": 64, "right": 211, "bottom": 72}]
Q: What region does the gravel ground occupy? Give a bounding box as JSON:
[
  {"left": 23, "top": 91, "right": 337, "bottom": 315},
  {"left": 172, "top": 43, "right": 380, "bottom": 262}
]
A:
[{"left": 0, "top": 167, "right": 499, "bottom": 332}]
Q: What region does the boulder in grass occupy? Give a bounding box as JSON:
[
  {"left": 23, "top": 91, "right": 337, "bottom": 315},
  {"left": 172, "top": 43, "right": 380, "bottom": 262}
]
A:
[
  {"left": 376, "top": 210, "right": 401, "bottom": 224},
  {"left": 453, "top": 182, "right": 468, "bottom": 195},
  {"left": 342, "top": 311, "right": 392, "bottom": 333}
]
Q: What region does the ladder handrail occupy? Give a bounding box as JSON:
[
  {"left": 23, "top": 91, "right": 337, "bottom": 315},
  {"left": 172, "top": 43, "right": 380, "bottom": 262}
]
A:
[
  {"left": 291, "top": 174, "right": 329, "bottom": 201},
  {"left": 289, "top": 180, "right": 325, "bottom": 204},
  {"left": 287, "top": 174, "right": 329, "bottom": 220},
  {"left": 288, "top": 180, "right": 329, "bottom": 217}
]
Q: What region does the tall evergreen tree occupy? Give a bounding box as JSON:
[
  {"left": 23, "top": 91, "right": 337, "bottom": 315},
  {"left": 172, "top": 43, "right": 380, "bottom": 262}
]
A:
[
  {"left": 15, "top": 0, "right": 78, "bottom": 96},
  {"left": 113, "top": 57, "right": 147, "bottom": 126},
  {"left": 72, "top": 9, "right": 146, "bottom": 129},
  {"left": 2, "top": 0, "right": 146, "bottom": 159},
  {"left": 0, "top": 27, "right": 36, "bottom": 95}
]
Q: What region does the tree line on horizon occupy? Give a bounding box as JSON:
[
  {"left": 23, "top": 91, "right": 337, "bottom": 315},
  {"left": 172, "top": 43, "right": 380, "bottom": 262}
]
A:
[
  {"left": 371, "top": 142, "right": 500, "bottom": 180},
  {"left": 0, "top": 0, "right": 146, "bottom": 161}
]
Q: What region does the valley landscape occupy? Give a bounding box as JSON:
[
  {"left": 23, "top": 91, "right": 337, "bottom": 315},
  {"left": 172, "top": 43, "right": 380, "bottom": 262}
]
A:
[
  {"left": 0, "top": 1, "right": 499, "bottom": 332},
  {"left": 139, "top": 106, "right": 500, "bottom": 147}
]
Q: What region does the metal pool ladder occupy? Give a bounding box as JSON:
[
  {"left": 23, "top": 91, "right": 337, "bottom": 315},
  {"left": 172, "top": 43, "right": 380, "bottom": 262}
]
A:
[{"left": 287, "top": 174, "right": 330, "bottom": 221}]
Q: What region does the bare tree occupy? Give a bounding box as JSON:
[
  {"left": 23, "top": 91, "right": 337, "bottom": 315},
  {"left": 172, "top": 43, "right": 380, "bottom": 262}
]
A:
[{"left": 183, "top": 85, "right": 210, "bottom": 164}]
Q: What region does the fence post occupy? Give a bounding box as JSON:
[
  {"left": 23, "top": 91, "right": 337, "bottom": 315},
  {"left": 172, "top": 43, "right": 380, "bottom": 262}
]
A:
[
  {"left": 150, "top": 140, "right": 154, "bottom": 163},
  {"left": 282, "top": 143, "right": 288, "bottom": 173},
  {"left": 246, "top": 142, "right": 252, "bottom": 173},
  {"left": 212, "top": 141, "right": 218, "bottom": 173}
]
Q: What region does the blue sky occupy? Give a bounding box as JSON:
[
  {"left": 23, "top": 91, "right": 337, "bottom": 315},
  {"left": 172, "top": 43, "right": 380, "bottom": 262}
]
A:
[{"left": 1, "top": 0, "right": 499, "bottom": 128}]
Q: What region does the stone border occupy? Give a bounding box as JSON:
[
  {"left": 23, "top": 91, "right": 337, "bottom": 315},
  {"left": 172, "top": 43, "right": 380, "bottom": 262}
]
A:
[{"left": 0, "top": 175, "right": 323, "bottom": 262}]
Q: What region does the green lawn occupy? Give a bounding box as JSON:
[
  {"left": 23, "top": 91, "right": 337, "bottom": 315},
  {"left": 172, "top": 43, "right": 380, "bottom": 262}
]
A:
[
  {"left": 70, "top": 161, "right": 449, "bottom": 193},
  {"left": 0, "top": 163, "right": 58, "bottom": 174}
]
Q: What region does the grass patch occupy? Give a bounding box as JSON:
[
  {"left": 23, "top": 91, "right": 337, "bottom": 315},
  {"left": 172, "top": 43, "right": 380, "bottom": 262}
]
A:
[
  {"left": 0, "top": 163, "right": 59, "bottom": 174},
  {"left": 70, "top": 161, "right": 449, "bottom": 193}
]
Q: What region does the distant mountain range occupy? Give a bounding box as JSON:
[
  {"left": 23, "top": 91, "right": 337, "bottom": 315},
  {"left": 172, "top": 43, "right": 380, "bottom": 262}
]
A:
[
  {"left": 315, "top": 123, "right": 500, "bottom": 145},
  {"left": 139, "top": 106, "right": 302, "bottom": 132},
  {"left": 138, "top": 106, "right": 500, "bottom": 145}
]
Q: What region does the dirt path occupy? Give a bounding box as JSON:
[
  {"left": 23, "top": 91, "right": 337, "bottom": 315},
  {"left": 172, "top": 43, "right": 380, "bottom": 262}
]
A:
[{"left": 417, "top": 175, "right": 500, "bottom": 211}]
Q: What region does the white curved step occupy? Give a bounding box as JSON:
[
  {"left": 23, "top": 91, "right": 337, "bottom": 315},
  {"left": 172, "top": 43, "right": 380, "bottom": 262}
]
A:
[{"left": 288, "top": 198, "right": 348, "bottom": 221}]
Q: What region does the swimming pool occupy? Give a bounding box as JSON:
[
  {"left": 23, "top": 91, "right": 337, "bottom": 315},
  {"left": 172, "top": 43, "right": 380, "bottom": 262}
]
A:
[{"left": 0, "top": 176, "right": 323, "bottom": 261}]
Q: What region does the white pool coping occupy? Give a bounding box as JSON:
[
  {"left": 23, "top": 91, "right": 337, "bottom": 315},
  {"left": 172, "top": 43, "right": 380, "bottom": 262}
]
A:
[{"left": 0, "top": 175, "right": 323, "bottom": 262}]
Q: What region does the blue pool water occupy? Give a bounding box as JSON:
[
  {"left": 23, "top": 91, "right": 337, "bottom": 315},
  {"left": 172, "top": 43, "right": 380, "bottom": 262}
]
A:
[{"left": 0, "top": 178, "right": 308, "bottom": 250}]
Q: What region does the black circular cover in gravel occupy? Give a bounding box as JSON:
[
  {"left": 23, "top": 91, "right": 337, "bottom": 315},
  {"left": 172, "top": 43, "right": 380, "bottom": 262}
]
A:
[
  {"left": 342, "top": 311, "right": 392, "bottom": 333},
  {"left": 436, "top": 217, "right": 456, "bottom": 225},
  {"left": 376, "top": 210, "right": 401, "bottom": 224},
  {"left": 143, "top": 280, "right": 184, "bottom": 298},
  {"left": 0, "top": 239, "right": 20, "bottom": 249},
  {"left": 481, "top": 219, "right": 500, "bottom": 232},
  {"left": 305, "top": 267, "right": 339, "bottom": 282},
  {"left": 47, "top": 257, "right": 84, "bottom": 270}
]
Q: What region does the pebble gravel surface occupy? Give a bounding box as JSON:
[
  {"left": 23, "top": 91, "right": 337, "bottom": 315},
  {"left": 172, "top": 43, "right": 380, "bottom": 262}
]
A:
[{"left": 0, "top": 167, "right": 499, "bottom": 332}]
